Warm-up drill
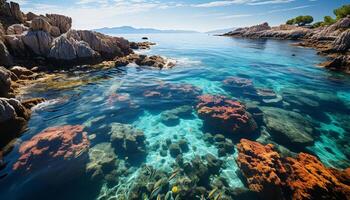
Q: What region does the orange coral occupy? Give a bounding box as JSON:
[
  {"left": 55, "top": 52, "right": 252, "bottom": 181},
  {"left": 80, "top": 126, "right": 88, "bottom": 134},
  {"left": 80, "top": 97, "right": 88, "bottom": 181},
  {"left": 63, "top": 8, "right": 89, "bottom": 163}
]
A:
[
  {"left": 236, "top": 139, "right": 350, "bottom": 200},
  {"left": 236, "top": 139, "right": 286, "bottom": 199}
]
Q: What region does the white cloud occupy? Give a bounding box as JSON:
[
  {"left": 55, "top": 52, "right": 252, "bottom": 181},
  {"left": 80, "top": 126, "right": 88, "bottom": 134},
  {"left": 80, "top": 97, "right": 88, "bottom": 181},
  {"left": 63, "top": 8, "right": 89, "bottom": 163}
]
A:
[
  {"left": 268, "top": 5, "right": 313, "bottom": 13},
  {"left": 220, "top": 14, "right": 253, "bottom": 19}
]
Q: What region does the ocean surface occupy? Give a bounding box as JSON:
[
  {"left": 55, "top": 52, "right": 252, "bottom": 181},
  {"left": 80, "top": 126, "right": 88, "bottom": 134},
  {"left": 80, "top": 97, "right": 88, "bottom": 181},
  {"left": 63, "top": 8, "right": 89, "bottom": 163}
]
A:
[{"left": 1, "top": 33, "right": 350, "bottom": 199}]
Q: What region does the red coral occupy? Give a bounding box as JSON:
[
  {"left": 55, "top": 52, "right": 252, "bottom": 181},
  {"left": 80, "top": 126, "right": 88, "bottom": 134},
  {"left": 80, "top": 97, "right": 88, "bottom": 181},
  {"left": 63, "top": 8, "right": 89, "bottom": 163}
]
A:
[
  {"left": 196, "top": 95, "right": 257, "bottom": 135},
  {"left": 13, "top": 125, "right": 90, "bottom": 172},
  {"left": 236, "top": 139, "right": 350, "bottom": 200}
]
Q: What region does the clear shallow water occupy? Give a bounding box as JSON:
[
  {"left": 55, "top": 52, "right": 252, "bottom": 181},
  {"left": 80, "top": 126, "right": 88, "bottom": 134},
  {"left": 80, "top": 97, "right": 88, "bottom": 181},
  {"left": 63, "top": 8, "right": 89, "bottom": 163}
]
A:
[{"left": 1, "top": 33, "right": 350, "bottom": 199}]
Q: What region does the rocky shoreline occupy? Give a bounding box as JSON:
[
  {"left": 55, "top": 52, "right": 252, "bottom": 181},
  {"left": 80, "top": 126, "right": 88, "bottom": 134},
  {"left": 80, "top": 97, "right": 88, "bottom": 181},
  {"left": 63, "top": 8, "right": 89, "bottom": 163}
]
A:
[
  {"left": 222, "top": 17, "right": 350, "bottom": 73},
  {"left": 0, "top": 0, "right": 176, "bottom": 155}
]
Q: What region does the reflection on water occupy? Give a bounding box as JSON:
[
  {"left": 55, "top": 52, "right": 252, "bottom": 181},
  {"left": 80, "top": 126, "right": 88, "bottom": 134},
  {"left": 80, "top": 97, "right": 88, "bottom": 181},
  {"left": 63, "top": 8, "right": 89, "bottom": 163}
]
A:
[{"left": 1, "top": 33, "right": 350, "bottom": 200}]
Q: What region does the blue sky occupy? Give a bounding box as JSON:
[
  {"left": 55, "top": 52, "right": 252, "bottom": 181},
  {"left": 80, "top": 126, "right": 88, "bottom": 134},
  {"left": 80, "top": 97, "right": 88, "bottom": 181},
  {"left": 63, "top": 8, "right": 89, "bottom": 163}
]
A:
[{"left": 16, "top": 0, "right": 349, "bottom": 32}]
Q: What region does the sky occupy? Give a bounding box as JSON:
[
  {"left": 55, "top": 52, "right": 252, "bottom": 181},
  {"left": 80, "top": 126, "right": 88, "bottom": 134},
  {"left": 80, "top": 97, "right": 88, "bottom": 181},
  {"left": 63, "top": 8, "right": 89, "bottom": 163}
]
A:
[{"left": 15, "top": 0, "right": 350, "bottom": 32}]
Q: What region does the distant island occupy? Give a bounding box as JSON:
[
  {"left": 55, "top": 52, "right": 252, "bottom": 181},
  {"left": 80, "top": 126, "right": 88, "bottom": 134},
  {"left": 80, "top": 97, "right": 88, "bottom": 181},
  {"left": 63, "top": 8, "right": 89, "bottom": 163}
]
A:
[
  {"left": 93, "top": 26, "right": 199, "bottom": 34},
  {"left": 205, "top": 27, "right": 236, "bottom": 35}
]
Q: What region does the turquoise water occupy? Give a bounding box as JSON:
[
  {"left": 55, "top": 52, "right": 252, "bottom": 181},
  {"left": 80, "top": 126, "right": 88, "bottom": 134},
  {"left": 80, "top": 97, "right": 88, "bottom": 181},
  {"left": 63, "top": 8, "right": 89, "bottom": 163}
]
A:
[{"left": 1, "top": 33, "right": 350, "bottom": 199}]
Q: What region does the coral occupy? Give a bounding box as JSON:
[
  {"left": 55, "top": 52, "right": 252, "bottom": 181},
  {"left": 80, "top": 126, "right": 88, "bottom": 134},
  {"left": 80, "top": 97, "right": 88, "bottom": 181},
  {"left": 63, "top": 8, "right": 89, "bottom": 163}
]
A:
[
  {"left": 236, "top": 139, "right": 350, "bottom": 200},
  {"left": 285, "top": 153, "right": 350, "bottom": 200},
  {"left": 236, "top": 139, "right": 286, "bottom": 199},
  {"left": 196, "top": 95, "right": 257, "bottom": 137},
  {"left": 13, "top": 125, "right": 89, "bottom": 172}
]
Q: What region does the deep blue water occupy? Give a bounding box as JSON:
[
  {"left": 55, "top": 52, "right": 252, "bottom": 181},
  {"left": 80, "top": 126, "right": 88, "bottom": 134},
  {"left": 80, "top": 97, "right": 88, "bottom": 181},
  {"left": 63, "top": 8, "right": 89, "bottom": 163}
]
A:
[{"left": 1, "top": 33, "right": 350, "bottom": 199}]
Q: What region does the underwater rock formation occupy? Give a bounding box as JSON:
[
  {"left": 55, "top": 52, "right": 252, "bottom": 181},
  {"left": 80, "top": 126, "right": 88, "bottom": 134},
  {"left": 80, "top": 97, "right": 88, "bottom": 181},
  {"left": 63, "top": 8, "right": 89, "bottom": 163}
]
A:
[
  {"left": 142, "top": 83, "right": 202, "bottom": 109},
  {"left": 223, "top": 76, "right": 255, "bottom": 95},
  {"left": 13, "top": 125, "right": 89, "bottom": 173},
  {"left": 161, "top": 105, "right": 193, "bottom": 126},
  {"left": 109, "top": 123, "right": 147, "bottom": 163},
  {"left": 236, "top": 139, "right": 350, "bottom": 200},
  {"left": 196, "top": 95, "right": 257, "bottom": 137},
  {"left": 86, "top": 143, "right": 119, "bottom": 185},
  {"left": 204, "top": 133, "right": 235, "bottom": 157},
  {"left": 262, "top": 107, "right": 314, "bottom": 148},
  {"left": 0, "top": 97, "right": 31, "bottom": 149}
]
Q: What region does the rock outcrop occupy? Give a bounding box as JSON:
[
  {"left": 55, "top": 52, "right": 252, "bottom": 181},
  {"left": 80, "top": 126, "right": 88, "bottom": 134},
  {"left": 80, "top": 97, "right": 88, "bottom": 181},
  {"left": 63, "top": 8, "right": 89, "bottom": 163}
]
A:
[
  {"left": 236, "top": 139, "right": 350, "bottom": 200},
  {"left": 0, "top": 98, "right": 31, "bottom": 148},
  {"left": 114, "top": 54, "right": 175, "bottom": 69},
  {"left": 0, "top": 0, "right": 133, "bottom": 66},
  {"left": 196, "top": 95, "right": 257, "bottom": 137},
  {"left": 222, "top": 16, "right": 350, "bottom": 73},
  {"left": 0, "top": 66, "right": 14, "bottom": 97}
]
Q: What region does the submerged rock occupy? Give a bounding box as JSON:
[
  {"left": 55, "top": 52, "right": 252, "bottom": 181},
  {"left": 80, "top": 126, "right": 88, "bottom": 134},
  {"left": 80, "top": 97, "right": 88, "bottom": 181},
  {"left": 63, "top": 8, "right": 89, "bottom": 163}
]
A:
[
  {"left": 236, "top": 139, "right": 350, "bottom": 200},
  {"left": 86, "top": 143, "right": 118, "bottom": 182},
  {"left": 110, "top": 123, "right": 147, "bottom": 163},
  {"left": 161, "top": 105, "right": 193, "bottom": 126},
  {"left": 13, "top": 125, "right": 89, "bottom": 173},
  {"left": 142, "top": 83, "right": 202, "bottom": 108},
  {"left": 196, "top": 95, "right": 257, "bottom": 137},
  {"left": 262, "top": 107, "right": 314, "bottom": 148}
]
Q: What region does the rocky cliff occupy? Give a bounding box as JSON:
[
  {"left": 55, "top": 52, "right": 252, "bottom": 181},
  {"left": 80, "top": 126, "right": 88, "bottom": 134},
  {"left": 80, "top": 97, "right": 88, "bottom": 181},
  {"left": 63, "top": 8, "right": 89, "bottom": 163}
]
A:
[
  {"left": 0, "top": 0, "right": 132, "bottom": 67},
  {"left": 223, "top": 17, "right": 350, "bottom": 73}
]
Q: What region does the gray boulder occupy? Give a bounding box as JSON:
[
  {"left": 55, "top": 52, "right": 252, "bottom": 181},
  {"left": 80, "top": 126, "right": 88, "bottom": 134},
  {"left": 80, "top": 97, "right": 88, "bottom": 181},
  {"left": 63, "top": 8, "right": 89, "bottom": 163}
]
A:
[
  {"left": 332, "top": 29, "right": 350, "bottom": 52},
  {"left": 0, "top": 41, "right": 13, "bottom": 66},
  {"left": 0, "top": 66, "right": 12, "bottom": 97},
  {"left": 48, "top": 33, "right": 99, "bottom": 61},
  {"left": 46, "top": 14, "right": 72, "bottom": 34},
  {"left": 0, "top": 97, "right": 31, "bottom": 148},
  {"left": 262, "top": 107, "right": 314, "bottom": 148},
  {"left": 22, "top": 31, "right": 52, "bottom": 56},
  {"left": 6, "top": 24, "right": 28, "bottom": 35},
  {"left": 30, "top": 17, "right": 51, "bottom": 32}
]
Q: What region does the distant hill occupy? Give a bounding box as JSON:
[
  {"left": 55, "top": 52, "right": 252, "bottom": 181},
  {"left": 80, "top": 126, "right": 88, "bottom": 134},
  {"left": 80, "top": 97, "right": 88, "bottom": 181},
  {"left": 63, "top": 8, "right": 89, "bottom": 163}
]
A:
[
  {"left": 93, "top": 26, "right": 199, "bottom": 34},
  {"left": 206, "top": 28, "right": 236, "bottom": 35}
]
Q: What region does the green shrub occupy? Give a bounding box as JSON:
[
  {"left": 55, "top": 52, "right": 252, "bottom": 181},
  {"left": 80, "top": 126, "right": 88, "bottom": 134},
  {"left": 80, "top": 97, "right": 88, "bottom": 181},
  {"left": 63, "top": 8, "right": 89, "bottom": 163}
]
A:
[
  {"left": 312, "top": 22, "right": 323, "bottom": 28},
  {"left": 334, "top": 4, "right": 350, "bottom": 20},
  {"left": 286, "top": 15, "right": 313, "bottom": 26},
  {"left": 323, "top": 16, "right": 336, "bottom": 26}
]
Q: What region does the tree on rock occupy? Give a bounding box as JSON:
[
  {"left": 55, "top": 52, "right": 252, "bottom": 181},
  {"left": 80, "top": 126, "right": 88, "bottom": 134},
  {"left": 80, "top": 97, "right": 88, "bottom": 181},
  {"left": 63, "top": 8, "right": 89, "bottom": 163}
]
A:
[
  {"left": 323, "top": 16, "right": 336, "bottom": 26},
  {"left": 286, "top": 15, "right": 313, "bottom": 26},
  {"left": 295, "top": 15, "right": 313, "bottom": 26},
  {"left": 334, "top": 4, "right": 350, "bottom": 20}
]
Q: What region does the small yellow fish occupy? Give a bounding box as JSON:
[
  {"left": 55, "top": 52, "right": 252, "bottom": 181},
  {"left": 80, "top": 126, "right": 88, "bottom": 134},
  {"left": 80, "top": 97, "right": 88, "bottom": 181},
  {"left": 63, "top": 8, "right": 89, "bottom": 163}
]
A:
[
  {"left": 157, "top": 194, "right": 161, "bottom": 200},
  {"left": 208, "top": 188, "right": 218, "bottom": 199}
]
